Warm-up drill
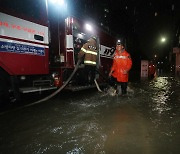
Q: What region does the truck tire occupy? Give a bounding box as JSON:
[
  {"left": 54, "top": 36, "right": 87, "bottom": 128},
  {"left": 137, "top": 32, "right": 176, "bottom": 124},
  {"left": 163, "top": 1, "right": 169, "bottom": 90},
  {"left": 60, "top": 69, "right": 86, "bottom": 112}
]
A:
[
  {"left": 10, "top": 76, "right": 21, "bottom": 102},
  {"left": 0, "top": 73, "right": 10, "bottom": 105}
]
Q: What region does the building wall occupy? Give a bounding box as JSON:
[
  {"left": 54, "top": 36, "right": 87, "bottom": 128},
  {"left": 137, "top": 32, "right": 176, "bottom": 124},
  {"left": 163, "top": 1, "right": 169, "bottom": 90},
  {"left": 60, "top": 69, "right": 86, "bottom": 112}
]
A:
[{"left": 173, "top": 47, "right": 180, "bottom": 76}]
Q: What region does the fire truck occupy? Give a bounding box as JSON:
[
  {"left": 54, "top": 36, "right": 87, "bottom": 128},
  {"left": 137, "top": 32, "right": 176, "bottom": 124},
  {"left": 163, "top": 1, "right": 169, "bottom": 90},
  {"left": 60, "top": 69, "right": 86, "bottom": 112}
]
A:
[{"left": 0, "top": 0, "right": 117, "bottom": 103}]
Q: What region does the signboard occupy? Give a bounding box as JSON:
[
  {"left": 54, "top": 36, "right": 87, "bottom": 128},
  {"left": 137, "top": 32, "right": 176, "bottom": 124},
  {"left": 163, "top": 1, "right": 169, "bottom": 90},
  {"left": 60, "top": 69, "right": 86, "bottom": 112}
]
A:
[
  {"left": 100, "top": 45, "right": 115, "bottom": 59},
  {"left": 141, "top": 60, "right": 149, "bottom": 78},
  {"left": 173, "top": 47, "right": 180, "bottom": 54},
  {"left": 0, "top": 12, "right": 48, "bottom": 44},
  {"left": 0, "top": 40, "right": 45, "bottom": 56}
]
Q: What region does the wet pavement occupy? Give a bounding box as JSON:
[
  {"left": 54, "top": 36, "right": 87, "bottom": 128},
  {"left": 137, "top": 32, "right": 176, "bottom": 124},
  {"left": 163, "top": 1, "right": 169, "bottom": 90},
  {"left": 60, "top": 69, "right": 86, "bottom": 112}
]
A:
[{"left": 0, "top": 76, "right": 180, "bottom": 154}]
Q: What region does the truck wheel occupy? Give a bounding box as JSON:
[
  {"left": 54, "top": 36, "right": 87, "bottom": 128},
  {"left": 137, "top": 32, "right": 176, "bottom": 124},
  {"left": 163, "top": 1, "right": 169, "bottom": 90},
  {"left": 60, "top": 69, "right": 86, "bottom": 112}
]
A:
[
  {"left": 10, "top": 76, "right": 21, "bottom": 102},
  {"left": 0, "top": 75, "right": 10, "bottom": 105}
]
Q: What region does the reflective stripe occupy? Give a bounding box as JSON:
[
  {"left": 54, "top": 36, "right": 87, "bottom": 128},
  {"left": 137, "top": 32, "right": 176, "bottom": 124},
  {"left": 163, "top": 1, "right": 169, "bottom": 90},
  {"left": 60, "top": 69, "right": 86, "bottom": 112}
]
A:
[
  {"left": 84, "top": 60, "right": 96, "bottom": 65},
  {"left": 86, "top": 50, "right": 97, "bottom": 55},
  {"left": 81, "top": 47, "right": 87, "bottom": 52},
  {"left": 81, "top": 47, "right": 97, "bottom": 55},
  {"left": 115, "top": 55, "right": 128, "bottom": 59}
]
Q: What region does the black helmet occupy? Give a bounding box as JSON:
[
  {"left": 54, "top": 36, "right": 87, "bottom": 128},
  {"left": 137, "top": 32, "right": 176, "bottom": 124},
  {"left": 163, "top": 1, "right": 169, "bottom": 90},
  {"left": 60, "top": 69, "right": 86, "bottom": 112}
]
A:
[
  {"left": 91, "top": 36, "right": 97, "bottom": 41},
  {"left": 88, "top": 36, "right": 97, "bottom": 42}
]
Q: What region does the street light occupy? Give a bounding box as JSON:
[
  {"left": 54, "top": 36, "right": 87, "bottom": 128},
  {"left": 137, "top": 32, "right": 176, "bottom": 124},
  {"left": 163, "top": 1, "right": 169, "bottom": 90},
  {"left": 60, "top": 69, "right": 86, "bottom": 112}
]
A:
[
  {"left": 85, "top": 23, "right": 93, "bottom": 32},
  {"left": 50, "top": 0, "right": 65, "bottom": 6},
  {"left": 48, "top": 0, "right": 67, "bottom": 12},
  {"left": 161, "top": 37, "right": 166, "bottom": 43}
]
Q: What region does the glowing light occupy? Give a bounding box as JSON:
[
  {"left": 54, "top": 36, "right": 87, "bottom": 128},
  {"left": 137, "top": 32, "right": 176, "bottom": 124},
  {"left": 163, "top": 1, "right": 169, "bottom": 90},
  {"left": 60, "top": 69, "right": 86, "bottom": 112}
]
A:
[
  {"left": 77, "top": 33, "right": 83, "bottom": 39},
  {"left": 161, "top": 37, "right": 166, "bottom": 42},
  {"left": 50, "top": 0, "right": 57, "bottom": 3},
  {"left": 117, "top": 39, "right": 121, "bottom": 43},
  {"left": 49, "top": 0, "right": 66, "bottom": 7},
  {"left": 50, "top": 0, "right": 64, "bottom": 4},
  {"left": 57, "top": 0, "right": 65, "bottom": 6},
  {"left": 85, "top": 23, "right": 92, "bottom": 32}
]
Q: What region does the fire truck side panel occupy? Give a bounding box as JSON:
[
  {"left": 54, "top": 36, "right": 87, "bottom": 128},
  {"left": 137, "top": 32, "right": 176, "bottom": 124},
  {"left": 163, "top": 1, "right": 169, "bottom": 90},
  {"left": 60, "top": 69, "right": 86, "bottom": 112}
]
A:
[
  {"left": 0, "top": 12, "right": 49, "bottom": 75},
  {"left": 98, "top": 32, "right": 116, "bottom": 77},
  {"left": 66, "top": 34, "right": 74, "bottom": 67}
]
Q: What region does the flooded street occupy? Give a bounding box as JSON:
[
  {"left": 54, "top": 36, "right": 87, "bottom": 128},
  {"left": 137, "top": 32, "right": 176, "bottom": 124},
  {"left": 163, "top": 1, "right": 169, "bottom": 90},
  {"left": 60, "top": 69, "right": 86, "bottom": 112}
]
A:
[{"left": 0, "top": 76, "right": 180, "bottom": 154}]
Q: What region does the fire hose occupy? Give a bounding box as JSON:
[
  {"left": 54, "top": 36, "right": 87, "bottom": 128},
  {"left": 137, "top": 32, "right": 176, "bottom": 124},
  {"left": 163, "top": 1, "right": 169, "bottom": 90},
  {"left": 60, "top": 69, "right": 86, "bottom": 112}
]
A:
[
  {"left": 24, "top": 59, "right": 82, "bottom": 107},
  {"left": 35, "top": 64, "right": 106, "bottom": 103},
  {"left": 0, "top": 59, "right": 110, "bottom": 115},
  {"left": 0, "top": 59, "right": 82, "bottom": 115},
  {"left": 23, "top": 59, "right": 110, "bottom": 106}
]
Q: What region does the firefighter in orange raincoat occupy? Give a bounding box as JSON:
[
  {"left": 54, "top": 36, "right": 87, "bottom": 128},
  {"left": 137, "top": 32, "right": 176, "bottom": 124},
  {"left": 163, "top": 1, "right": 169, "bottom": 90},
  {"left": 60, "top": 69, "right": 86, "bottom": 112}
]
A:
[{"left": 109, "top": 41, "right": 132, "bottom": 95}]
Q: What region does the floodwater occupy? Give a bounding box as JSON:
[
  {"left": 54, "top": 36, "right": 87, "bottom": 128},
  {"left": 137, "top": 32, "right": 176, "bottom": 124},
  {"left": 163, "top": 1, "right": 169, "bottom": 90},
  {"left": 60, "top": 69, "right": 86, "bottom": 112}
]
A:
[{"left": 0, "top": 76, "right": 180, "bottom": 154}]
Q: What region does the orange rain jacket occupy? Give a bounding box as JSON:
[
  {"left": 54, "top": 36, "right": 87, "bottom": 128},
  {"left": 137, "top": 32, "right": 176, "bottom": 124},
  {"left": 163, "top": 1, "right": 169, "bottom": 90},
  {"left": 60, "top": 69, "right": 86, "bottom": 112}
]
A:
[{"left": 111, "top": 50, "right": 132, "bottom": 82}]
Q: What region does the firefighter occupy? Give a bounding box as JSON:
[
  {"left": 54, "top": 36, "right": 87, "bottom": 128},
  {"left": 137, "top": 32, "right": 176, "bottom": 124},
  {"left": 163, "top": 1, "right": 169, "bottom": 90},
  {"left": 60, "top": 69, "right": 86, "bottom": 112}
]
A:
[
  {"left": 109, "top": 41, "right": 132, "bottom": 95},
  {"left": 78, "top": 36, "right": 98, "bottom": 85}
]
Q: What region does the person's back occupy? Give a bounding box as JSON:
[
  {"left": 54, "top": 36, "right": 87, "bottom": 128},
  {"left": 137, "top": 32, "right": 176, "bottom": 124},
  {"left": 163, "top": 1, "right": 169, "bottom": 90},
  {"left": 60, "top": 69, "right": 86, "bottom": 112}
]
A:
[{"left": 78, "top": 37, "right": 98, "bottom": 84}]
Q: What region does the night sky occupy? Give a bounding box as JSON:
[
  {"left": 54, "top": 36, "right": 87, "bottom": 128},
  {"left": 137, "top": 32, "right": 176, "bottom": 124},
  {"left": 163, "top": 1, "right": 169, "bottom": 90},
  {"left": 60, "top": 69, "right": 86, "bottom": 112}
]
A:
[
  {"left": 108, "top": 0, "right": 180, "bottom": 60},
  {"left": 111, "top": 0, "right": 180, "bottom": 58},
  {"left": 72, "top": 0, "right": 180, "bottom": 61}
]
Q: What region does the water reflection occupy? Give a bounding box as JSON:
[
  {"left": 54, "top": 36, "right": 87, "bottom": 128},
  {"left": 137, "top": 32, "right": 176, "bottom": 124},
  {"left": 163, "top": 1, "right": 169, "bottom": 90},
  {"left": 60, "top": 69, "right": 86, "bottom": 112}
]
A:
[
  {"left": 0, "top": 77, "right": 180, "bottom": 153},
  {"left": 150, "top": 77, "right": 172, "bottom": 114}
]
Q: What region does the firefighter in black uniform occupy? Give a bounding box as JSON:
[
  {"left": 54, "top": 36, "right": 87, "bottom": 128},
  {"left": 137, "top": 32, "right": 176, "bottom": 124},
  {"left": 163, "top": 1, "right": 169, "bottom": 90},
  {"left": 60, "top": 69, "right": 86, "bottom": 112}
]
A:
[{"left": 78, "top": 37, "right": 98, "bottom": 85}]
